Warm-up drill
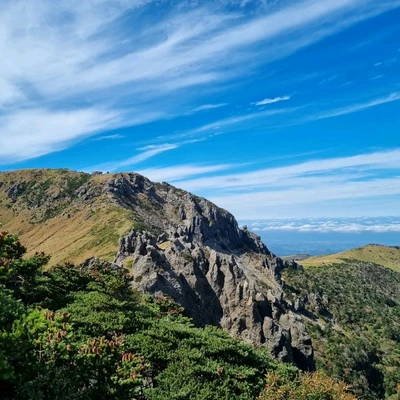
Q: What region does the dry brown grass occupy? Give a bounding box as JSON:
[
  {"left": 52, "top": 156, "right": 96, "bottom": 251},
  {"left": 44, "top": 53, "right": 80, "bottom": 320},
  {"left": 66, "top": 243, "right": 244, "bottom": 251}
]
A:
[
  {"left": 157, "top": 241, "right": 172, "bottom": 250},
  {"left": 0, "top": 204, "right": 132, "bottom": 266},
  {"left": 0, "top": 169, "right": 134, "bottom": 266},
  {"left": 259, "top": 370, "right": 356, "bottom": 400},
  {"left": 301, "top": 244, "right": 400, "bottom": 272}
]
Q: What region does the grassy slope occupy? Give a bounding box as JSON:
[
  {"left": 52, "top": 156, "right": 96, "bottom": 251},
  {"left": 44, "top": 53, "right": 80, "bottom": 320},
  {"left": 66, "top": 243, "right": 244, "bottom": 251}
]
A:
[
  {"left": 301, "top": 244, "right": 400, "bottom": 272},
  {"left": 0, "top": 169, "right": 133, "bottom": 265},
  {"left": 283, "top": 261, "right": 400, "bottom": 399}
]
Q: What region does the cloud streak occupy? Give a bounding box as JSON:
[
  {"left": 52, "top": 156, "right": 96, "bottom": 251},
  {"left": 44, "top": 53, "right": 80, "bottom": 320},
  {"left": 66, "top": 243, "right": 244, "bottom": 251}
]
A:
[
  {"left": 253, "top": 95, "right": 290, "bottom": 106},
  {"left": 308, "top": 92, "right": 400, "bottom": 121},
  {"left": 164, "top": 149, "right": 400, "bottom": 218},
  {"left": 0, "top": 107, "right": 120, "bottom": 162},
  {"left": 92, "top": 134, "right": 125, "bottom": 141},
  {"left": 173, "top": 149, "right": 400, "bottom": 191},
  {"left": 191, "top": 103, "right": 228, "bottom": 112},
  {"left": 86, "top": 143, "right": 178, "bottom": 172},
  {"left": 137, "top": 164, "right": 234, "bottom": 182}
]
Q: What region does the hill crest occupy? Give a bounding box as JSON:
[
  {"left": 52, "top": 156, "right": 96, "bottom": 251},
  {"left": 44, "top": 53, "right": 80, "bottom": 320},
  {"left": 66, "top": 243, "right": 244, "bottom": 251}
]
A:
[
  {"left": 300, "top": 243, "right": 400, "bottom": 272},
  {"left": 0, "top": 168, "right": 236, "bottom": 265}
]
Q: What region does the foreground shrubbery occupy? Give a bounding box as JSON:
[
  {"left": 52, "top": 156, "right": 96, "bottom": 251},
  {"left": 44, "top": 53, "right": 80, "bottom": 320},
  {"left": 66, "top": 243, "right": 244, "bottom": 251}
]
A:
[
  {"left": 0, "top": 231, "right": 355, "bottom": 399},
  {"left": 259, "top": 370, "right": 355, "bottom": 400}
]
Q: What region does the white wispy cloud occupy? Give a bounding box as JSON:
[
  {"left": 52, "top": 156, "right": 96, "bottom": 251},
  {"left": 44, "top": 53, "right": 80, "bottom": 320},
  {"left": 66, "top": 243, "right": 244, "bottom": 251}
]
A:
[
  {"left": 0, "top": 108, "right": 120, "bottom": 162},
  {"left": 179, "top": 107, "right": 294, "bottom": 138},
  {"left": 93, "top": 134, "right": 125, "bottom": 141},
  {"left": 167, "top": 149, "right": 400, "bottom": 218},
  {"left": 1, "top": 0, "right": 399, "bottom": 163},
  {"left": 319, "top": 75, "right": 338, "bottom": 85},
  {"left": 374, "top": 58, "right": 397, "bottom": 67},
  {"left": 137, "top": 164, "right": 234, "bottom": 182},
  {"left": 253, "top": 95, "right": 290, "bottom": 106},
  {"left": 191, "top": 103, "right": 228, "bottom": 112},
  {"left": 161, "top": 91, "right": 399, "bottom": 142},
  {"left": 86, "top": 143, "right": 178, "bottom": 172},
  {"left": 305, "top": 92, "right": 400, "bottom": 122},
  {"left": 173, "top": 149, "right": 400, "bottom": 192},
  {"left": 209, "top": 179, "right": 400, "bottom": 218}
]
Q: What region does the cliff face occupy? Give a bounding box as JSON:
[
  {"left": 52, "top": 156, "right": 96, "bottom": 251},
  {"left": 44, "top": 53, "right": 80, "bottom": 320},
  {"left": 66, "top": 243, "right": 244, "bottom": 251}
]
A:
[
  {"left": 110, "top": 173, "right": 314, "bottom": 370},
  {"left": 0, "top": 169, "right": 314, "bottom": 370}
]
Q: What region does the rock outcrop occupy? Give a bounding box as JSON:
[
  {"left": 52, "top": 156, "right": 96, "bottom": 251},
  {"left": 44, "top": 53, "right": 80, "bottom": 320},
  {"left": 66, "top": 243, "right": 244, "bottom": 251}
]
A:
[{"left": 110, "top": 173, "right": 315, "bottom": 370}]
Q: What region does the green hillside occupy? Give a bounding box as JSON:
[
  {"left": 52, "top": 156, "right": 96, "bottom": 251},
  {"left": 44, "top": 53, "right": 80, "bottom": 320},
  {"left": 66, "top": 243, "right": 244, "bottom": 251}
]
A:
[
  {"left": 283, "top": 260, "right": 400, "bottom": 399},
  {"left": 301, "top": 244, "right": 400, "bottom": 272}
]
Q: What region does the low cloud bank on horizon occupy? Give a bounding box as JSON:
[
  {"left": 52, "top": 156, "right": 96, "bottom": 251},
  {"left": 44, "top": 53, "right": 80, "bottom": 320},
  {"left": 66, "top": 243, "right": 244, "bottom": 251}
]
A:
[{"left": 242, "top": 217, "right": 400, "bottom": 234}]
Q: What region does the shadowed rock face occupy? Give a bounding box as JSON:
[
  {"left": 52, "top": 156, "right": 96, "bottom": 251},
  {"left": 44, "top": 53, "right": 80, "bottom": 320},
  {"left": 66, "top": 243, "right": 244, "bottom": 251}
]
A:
[{"left": 110, "top": 174, "right": 315, "bottom": 371}]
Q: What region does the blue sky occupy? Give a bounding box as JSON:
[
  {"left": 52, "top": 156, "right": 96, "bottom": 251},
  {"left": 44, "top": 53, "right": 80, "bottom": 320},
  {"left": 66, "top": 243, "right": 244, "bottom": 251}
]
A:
[{"left": 1, "top": 0, "right": 400, "bottom": 220}]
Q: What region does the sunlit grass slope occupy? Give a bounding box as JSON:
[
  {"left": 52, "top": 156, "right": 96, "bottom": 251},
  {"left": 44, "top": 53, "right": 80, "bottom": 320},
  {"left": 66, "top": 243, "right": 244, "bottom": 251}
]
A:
[
  {"left": 0, "top": 169, "right": 133, "bottom": 265},
  {"left": 301, "top": 244, "right": 400, "bottom": 272}
]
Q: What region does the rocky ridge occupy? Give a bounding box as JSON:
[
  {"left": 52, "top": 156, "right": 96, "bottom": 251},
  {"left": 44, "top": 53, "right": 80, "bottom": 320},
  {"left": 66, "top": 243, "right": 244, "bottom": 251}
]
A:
[
  {"left": 0, "top": 169, "right": 314, "bottom": 369},
  {"left": 109, "top": 173, "right": 315, "bottom": 370}
]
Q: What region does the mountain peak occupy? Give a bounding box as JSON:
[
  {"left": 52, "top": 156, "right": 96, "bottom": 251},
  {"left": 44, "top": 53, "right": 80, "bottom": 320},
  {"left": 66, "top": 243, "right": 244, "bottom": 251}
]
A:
[{"left": 0, "top": 168, "right": 314, "bottom": 370}]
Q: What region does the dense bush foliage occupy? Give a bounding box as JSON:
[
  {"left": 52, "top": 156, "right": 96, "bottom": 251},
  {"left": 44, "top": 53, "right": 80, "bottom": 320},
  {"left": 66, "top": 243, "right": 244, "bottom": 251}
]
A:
[
  {"left": 0, "top": 231, "right": 355, "bottom": 399},
  {"left": 284, "top": 261, "right": 400, "bottom": 400}
]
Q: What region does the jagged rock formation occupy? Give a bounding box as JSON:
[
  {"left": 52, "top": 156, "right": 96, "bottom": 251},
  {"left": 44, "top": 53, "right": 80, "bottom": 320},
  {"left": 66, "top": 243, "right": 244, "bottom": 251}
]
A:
[
  {"left": 111, "top": 174, "right": 314, "bottom": 370},
  {"left": 0, "top": 169, "right": 314, "bottom": 369}
]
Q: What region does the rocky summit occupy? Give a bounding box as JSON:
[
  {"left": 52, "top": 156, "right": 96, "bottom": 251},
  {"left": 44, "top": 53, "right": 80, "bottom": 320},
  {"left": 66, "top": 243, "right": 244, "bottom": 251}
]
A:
[{"left": 0, "top": 169, "right": 314, "bottom": 370}]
